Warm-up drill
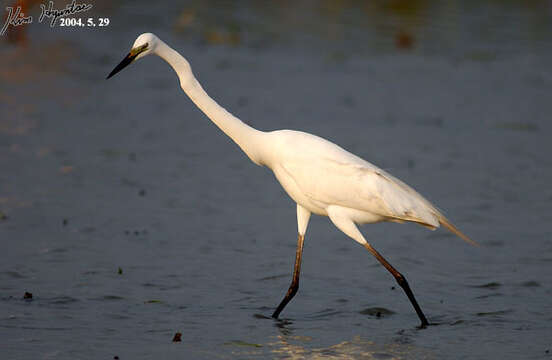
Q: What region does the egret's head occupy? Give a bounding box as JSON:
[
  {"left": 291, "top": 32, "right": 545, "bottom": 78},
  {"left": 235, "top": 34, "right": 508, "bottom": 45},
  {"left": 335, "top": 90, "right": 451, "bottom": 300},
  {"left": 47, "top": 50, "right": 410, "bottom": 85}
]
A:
[{"left": 106, "top": 33, "right": 160, "bottom": 79}]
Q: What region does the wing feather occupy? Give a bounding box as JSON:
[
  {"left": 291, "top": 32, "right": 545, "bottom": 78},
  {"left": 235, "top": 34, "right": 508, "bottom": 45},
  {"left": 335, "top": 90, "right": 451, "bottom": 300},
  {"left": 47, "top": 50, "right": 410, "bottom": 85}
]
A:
[
  {"left": 274, "top": 130, "right": 476, "bottom": 245},
  {"left": 282, "top": 156, "right": 440, "bottom": 227}
]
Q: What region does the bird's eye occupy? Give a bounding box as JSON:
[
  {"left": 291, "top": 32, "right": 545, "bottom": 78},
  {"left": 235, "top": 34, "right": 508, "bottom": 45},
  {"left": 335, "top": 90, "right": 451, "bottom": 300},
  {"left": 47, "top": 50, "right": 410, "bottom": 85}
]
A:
[{"left": 130, "top": 43, "right": 149, "bottom": 57}]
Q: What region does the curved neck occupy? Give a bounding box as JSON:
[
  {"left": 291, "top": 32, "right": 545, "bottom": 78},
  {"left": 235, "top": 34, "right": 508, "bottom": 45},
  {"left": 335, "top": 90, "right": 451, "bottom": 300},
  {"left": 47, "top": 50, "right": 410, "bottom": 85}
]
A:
[{"left": 153, "top": 40, "right": 267, "bottom": 166}]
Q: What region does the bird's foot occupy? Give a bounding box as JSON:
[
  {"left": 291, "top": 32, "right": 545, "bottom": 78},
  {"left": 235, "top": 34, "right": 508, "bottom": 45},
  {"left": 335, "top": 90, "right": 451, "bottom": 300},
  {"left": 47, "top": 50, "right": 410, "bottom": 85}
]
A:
[{"left": 417, "top": 320, "right": 440, "bottom": 329}]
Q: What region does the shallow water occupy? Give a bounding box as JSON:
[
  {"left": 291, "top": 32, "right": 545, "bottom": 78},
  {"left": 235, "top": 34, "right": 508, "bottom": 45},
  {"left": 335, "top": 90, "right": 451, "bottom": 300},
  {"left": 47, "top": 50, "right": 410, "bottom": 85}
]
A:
[{"left": 1, "top": 1, "right": 552, "bottom": 359}]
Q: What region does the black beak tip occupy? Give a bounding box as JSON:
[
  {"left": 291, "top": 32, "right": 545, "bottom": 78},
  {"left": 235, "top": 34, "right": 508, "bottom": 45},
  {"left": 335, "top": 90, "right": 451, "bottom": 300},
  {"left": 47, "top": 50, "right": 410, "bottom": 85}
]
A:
[
  {"left": 106, "top": 64, "right": 121, "bottom": 80},
  {"left": 106, "top": 52, "right": 136, "bottom": 80}
]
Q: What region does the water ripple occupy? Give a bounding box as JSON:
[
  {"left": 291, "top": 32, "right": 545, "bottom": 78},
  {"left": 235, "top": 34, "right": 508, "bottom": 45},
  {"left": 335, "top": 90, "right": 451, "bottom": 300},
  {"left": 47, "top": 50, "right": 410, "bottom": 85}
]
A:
[
  {"left": 359, "top": 307, "right": 396, "bottom": 318},
  {"left": 470, "top": 282, "right": 502, "bottom": 289}
]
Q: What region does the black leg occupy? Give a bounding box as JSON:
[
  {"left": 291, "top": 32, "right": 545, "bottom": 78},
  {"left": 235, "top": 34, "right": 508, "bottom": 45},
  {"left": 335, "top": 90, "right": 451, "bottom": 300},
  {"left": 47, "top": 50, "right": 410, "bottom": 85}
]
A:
[
  {"left": 362, "top": 242, "right": 429, "bottom": 328},
  {"left": 272, "top": 234, "right": 305, "bottom": 319}
]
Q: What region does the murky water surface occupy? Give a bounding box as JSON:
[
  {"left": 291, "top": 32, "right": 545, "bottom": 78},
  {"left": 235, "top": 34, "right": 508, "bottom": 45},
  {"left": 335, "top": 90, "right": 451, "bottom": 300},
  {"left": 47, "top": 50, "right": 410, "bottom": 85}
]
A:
[{"left": 1, "top": 1, "right": 551, "bottom": 359}]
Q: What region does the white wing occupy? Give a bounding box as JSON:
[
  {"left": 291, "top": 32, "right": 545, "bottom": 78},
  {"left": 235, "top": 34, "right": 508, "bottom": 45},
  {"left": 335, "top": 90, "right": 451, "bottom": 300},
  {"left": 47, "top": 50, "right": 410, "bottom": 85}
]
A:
[
  {"left": 270, "top": 130, "right": 477, "bottom": 245},
  {"left": 274, "top": 130, "right": 441, "bottom": 227}
]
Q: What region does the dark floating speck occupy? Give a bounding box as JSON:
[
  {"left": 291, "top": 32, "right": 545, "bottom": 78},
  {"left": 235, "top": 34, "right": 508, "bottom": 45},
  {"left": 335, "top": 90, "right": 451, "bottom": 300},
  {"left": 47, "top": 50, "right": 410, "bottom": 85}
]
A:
[
  {"left": 172, "top": 332, "right": 182, "bottom": 342},
  {"left": 139, "top": 189, "right": 146, "bottom": 196},
  {"left": 395, "top": 30, "right": 415, "bottom": 50},
  {"left": 124, "top": 230, "right": 130, "bottom": 235},
  {"left": 117, "top": 267, "right": 123, "bottom": 275},
  {"left": 62, "top": 218, "right": 68, "bottom": 226},
  {"left": 23, "top": 291, "right": 33, "bottom": 300},
  {"left": 0, "top": 211, "right": 8, "bottom": 221},
  {"left": 114, "top": 356, "right": 120, "bottom": 360}
]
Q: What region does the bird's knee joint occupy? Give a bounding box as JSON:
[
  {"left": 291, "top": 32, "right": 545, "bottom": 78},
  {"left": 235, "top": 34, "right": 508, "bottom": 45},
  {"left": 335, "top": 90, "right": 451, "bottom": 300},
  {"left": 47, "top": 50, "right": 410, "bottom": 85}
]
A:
[
  {"left": 286, "top": 283, "right": 299, "bottom": 297},
  {"left": 395, "top": 273, "right": 408, "bottom": 287}
]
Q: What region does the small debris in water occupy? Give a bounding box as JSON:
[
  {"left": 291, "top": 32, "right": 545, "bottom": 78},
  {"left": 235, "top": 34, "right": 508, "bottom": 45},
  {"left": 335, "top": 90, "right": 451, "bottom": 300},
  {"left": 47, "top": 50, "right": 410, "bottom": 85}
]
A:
[
  {"left": 138, "top": 189, "right": 146, "bottom": 196},
  {"left": 117, "top": 267, "right": 123, "bottom": 275},
  {"left": 114, "top": 356, "right": 120, "bottom": 359},
  {"left": 395, "top": 30, "right": 415, "bottom": 50},
  {"left": 391, "top": 286, "right": 396, "bottom": 290},
  {"left": 23, "top": 292, "right": 33, "bottom": 300},
  {"left": 172, "top": 332, "right": 182, "bottom": 342},
  {"left": 62, "top": 218, "right": 68, "bottom": 226},
  {"left": 0, "top": 211, "right": 8, "bottom": 221}
]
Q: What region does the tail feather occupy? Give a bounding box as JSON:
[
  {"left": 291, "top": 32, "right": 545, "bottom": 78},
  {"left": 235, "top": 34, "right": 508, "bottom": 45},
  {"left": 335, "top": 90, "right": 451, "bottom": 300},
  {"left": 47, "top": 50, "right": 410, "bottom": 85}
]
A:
[{"left": 439, "top": 216, "right": 479, "bottom": 247}]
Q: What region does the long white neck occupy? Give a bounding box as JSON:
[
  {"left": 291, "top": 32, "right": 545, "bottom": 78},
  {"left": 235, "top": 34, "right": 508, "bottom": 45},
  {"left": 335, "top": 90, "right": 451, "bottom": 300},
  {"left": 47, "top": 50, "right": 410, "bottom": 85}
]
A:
[{"left": 154, "top": 40, "right": 267, "bottom": 166}]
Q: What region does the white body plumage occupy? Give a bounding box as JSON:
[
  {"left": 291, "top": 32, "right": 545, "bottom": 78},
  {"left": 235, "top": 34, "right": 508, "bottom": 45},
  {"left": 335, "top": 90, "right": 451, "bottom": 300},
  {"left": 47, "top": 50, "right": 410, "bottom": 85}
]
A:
[{"left": 107, "top": 33, "right": 476, "bottom": 326}]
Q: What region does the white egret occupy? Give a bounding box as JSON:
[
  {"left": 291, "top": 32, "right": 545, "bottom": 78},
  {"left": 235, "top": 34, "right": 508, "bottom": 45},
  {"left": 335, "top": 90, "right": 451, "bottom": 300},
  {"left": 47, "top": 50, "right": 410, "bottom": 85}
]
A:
[{"left": 107, "top": 33, "right": 477, "bottom": 328}]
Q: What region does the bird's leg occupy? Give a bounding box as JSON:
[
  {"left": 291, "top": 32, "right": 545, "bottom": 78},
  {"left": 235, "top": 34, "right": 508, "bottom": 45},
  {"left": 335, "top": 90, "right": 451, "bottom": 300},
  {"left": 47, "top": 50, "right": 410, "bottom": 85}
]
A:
[
  {"left": 362, "top": 242, "right": 429, "bottom": 328},
  {"left": 326, "top": 209, "right": 429, "bottom": 327},
  {"left": 272, "top": 233, "right": 305, "bottom": 319}
]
